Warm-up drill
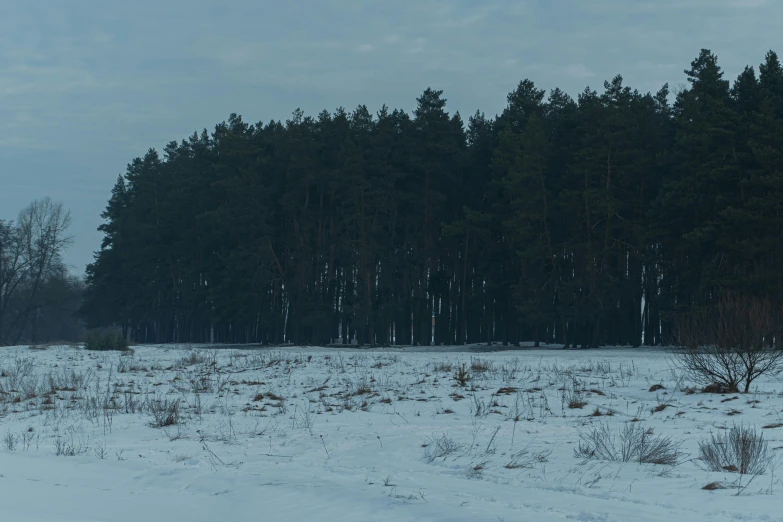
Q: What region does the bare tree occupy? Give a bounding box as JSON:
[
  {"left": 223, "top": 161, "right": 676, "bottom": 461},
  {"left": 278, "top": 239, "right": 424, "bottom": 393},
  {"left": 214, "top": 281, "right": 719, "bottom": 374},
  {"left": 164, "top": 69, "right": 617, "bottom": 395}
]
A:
[
  {"left": 672, "top": 295, "right": 783, "bottom": 393},
  {"left": 0, "top": 198, "right": 73, "bottom": 345}
]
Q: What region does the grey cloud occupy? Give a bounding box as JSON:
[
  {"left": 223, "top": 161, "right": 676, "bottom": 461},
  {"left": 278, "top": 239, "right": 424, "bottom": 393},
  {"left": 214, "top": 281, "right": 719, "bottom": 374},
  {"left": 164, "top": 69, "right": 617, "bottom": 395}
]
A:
[
  {"left": 564, "top": 65, "right": 596, "bottom": 80},
  {"left": 1, "top": 0, "right": 782, "bottom": 270}
]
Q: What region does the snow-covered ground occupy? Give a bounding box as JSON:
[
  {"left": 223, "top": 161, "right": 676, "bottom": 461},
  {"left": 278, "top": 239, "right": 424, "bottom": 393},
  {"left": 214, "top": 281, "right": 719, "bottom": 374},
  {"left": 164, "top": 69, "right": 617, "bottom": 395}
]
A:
[{"left": 1, "top": 344, "right": 782, "bottom": 521}]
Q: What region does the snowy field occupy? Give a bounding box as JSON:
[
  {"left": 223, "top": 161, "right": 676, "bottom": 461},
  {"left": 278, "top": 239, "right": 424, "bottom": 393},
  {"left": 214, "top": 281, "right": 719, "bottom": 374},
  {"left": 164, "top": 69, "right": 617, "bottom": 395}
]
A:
[{"left": 1, "top": 344, "right": 783, "bottom": 522}]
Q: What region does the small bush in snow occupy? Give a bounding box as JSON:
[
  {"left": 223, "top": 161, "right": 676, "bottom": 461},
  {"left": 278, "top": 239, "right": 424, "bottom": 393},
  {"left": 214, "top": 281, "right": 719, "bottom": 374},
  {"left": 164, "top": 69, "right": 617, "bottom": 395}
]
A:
[
  {"left": 424, "top": 433, "right": 464, "bottom": 463},
  {"left": 148, "top": 398, "right": 182, "bottom": 428},
  {"left": 84, "top": 330, "right": 130, "bottom": 352},
  {"left": 466, "top": 460, "right": 488, "bottom": 479},
  {"left": 470, "top": 358, "right": 493, "bottom": 373},
  {"left": 4, "top": 431, "right": 17, "bottom": 451},
  {"left": 177, "top": 351, "right": 209, "bottom": 367},
  {"left": 53, "top": 430, "right": 89, "bottom": 457},
  {"left": 452, "top": 363, "right": 471, "bottom": 387},
  {"left": 698, "top": 424, "right": 769, "bottom": 475},
  {"left": 575, "top": 422, "right": 681, "bottom": 466},
  {"left": 564, "top": 388, "right": 587, "bottom": 409},
  {"left": 505, "top": 447, "right": 552, "bottom": 469},
  {"left": 434, "top": 362, "right": 453, "bottom": 373},
  {"left": 672, "top": 295, "right": 783, "bottom": 393}
]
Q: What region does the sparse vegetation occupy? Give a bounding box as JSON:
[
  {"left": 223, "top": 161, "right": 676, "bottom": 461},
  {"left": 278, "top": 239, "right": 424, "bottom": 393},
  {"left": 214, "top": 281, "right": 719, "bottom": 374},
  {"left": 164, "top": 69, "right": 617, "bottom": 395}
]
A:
[{"left": 0, "top": 343, "right": 781, "bottom": 519}]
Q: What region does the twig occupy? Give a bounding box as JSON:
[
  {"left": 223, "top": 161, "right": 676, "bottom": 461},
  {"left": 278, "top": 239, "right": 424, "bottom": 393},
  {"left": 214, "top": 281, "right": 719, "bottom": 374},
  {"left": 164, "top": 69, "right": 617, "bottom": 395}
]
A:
[
  {"left": 736, "top": 473, "right": 758, "bottom": 496},
  {"left": 485, "top": 426, "right": 501, "bottom": 454},
  {"left": 320, "top": 434, "right": 330, "bottom": 459}
]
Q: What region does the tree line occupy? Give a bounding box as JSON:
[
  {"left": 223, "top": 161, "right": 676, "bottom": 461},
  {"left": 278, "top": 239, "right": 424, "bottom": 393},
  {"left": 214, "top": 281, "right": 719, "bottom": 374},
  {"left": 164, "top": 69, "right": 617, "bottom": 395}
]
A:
[{"left": 80, "top": 49, "right": 783, "bottom": 348}]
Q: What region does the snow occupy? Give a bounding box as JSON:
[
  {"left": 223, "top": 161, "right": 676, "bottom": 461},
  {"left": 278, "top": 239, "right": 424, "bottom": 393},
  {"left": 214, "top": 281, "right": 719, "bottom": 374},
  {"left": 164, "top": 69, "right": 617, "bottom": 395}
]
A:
[{"left": 0, "top": 344, "right": 782, "bottom": 521}]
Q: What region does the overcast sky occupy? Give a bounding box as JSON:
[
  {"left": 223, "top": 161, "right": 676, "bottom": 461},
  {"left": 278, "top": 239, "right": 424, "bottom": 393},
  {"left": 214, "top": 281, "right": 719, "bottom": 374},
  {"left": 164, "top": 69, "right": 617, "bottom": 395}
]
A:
[{"left": 1, "top": 0, "right": 780, "bottom": 273}]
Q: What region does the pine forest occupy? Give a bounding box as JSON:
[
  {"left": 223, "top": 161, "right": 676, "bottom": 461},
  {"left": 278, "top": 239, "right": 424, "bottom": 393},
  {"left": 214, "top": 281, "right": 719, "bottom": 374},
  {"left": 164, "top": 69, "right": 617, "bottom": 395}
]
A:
[{"left": 80, "top": 50, "right": 783, "bottom": 348}]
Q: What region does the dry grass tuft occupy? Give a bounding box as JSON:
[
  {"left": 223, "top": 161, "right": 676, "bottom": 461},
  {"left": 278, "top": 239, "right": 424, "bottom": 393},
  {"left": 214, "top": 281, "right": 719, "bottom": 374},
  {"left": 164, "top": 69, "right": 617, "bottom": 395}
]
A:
[
  {"left": 575, "top": 422, "right": 681, "bottom": 465},
  {"left": 698, "top": 424, "right": 769, "bottom": 475}
]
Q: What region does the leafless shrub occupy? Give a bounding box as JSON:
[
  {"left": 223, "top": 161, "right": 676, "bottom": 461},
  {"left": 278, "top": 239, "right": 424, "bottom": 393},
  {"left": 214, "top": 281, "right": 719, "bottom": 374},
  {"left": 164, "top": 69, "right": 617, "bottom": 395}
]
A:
[
  {"left": 177, "top": 351, "right": 208, "bottom": 368},
  {"left": 115, "top": 355, "right": 144, "bottom": 374},
  {"left": 672, "top": 295, "right": 783, "bottom": 393},
  {"left": 470, "top": 358, "right": 493, "bottom": 373},
  {"left": 576, "top": 360, "right": 612, "bottom": 375},
  {"left": 18, "top": 375, "right": 40, "bottom": 400},
  {"left": 293, "top": 404, "right": 315, "bottom": 434},
  {"left": 53, "top": 427, "right": 89, "bottom": 457},
  {"left": 54, "top": 437, "right": 86, "bottom": 456},
  {"left": 44, "top": 369, "right": 91, "bottom": 395},
  {"left": 564, "top": 388, "right": 587, "bottom": 409},
  {"left": 434, "top": 362, "right": 453, "bottom": 373},
  {"left": 4, "top": 430, "right": 17, "bottom": 451},
  {"left": 148, "top": 398, "right": 182, "bottom": 428},
  {"left": 469, "top": 392, "right": 490, "bottom": 418},
  {"left": 575, "top": 422, "right": 681, "bottom": 465},
  {"left": 4, "top": 356, "right": 35, "bottom": 391},
  {"left": 350, "top": 378, "right": 373, "bottom": 396},
  {"left": 186, "top": 371, "right": 213, "bottom": 394},
  {"left": 94, "top": 441, "right": 109, "bottom": 459},
  {"left": 466, "top": 460, "right": 489, "bottom": 479},
  {"left": 20, "top": 428, "right": 35, "bottom": 451},
  {"left": 698, "top": 424, "right": 769, "bottom": 475},
  {"left": 214, "top": 370, "right": 232, "bottom": 395},
  {"left": 121, "top": 390, "right": 141, "bottom": 414},
  {"left": 115, "top": 357, "right": 130, "bottom": 374},
  {"left": 505, "top": 446, "right": 552, "bottom": 469},
  {"left": 424, "top": 433, "right": 464, "bottom": 462}
]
